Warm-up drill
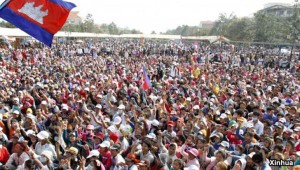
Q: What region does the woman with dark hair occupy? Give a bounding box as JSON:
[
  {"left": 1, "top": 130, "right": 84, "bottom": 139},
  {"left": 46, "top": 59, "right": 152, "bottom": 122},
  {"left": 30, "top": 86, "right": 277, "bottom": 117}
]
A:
[
  {"left": 267, "top": 144, "right": 284, "bottom": 160},
  {"left": 140, "top": 140, "right": 155, "bottom": 165},
  {"left": 171, "top": 159, "right": 184, "bottom": 170},
  {"left": 203, "top": 149, "right": 231, "bottom": 170},
  {"left": 283, "top": 140, "right": 295, "bottom": 159},
  {"left": 35, "top": 131, "right": 57, "bottom": 160},
  {"left": 22, "top": 160, "right": 35, "bottom": 170},
  {"left": 78, "top": 150, "right": 105, "bottom": 170},
  {"left": 5, "top": 143, "right": 29, "bottom": 169},
  {"left": 130, "top": 139, "right": 155, "bottom": 167}
]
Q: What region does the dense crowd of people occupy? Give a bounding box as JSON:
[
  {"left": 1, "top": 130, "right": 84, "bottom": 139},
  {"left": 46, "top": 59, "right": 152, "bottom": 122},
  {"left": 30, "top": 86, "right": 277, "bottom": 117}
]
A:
[{"left": 0, "top": 39, "right": 299, "bottom": 170}]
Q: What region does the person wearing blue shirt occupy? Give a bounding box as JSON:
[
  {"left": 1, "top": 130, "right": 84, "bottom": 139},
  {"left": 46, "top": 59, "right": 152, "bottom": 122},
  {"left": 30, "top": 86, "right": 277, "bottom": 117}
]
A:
[
  {"left": 210, "top": 132, "right": 223, "bottom": 150},
  {"left": 263, "top": 107, "right": 277, "bottom": 124}
]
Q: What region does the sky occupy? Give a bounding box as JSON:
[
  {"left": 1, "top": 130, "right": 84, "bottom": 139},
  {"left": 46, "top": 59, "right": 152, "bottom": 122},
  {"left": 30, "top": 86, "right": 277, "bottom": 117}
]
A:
[
  {"left": 0, "top": 0, "right": 296, "bottom": 34},
  {"left": 69, "top": 0, "right": 295, "bottom": 34}
]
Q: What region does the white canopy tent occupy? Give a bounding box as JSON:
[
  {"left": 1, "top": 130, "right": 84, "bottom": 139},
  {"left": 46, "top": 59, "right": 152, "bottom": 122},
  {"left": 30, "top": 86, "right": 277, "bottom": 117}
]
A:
[
  {"left": 0, "top": 27, "right": 230, "bottom": 43},
  {"left": 182, "top": 36, "right": 230, "bottom": 43}
]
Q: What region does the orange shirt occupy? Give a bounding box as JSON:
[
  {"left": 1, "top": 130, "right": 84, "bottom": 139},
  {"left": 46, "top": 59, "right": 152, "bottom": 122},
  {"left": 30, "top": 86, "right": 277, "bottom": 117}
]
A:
[{"left": 9, "top": 128, "right": 15, "bottom": 140}]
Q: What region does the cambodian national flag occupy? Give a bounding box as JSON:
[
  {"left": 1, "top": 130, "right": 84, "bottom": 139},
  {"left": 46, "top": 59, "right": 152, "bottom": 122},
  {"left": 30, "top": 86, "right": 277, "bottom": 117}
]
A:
[
  {"left": 0, "top": 0, "right": 76, "bottom": 47},
  {"left": 142, "top": 66, "right": 152, "bottom": 91}
]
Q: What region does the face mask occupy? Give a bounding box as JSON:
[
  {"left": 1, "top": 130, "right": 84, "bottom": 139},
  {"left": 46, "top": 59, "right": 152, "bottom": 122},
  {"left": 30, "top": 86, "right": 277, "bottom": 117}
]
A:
[
  {"left": 40, "top": 156, "right": 47, "bottom": 164},
  {"left": 139, "top": 117, "right": 144, "bottom": 121},
  {"left": 252, "top": 117, "right": 258, "bottom": 121},
  {"left": 219, "top": 147, "right": 225, "bottom": 150},
  {"left": 234, "top": 150, "right": 241, "bottom": 155}
]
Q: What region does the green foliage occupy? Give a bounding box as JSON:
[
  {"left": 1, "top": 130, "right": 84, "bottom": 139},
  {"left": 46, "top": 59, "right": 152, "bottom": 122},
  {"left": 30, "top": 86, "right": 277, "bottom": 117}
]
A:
[
  {"left": 210, "top": 9, "right": 299, "bottom": 43},
  {"left": 288, "top": 4, "right": 300, "bottom": 42},
  {"left": 0, "top": 6, "right": 298, "bottom": 43},
  {"left": 0, "top": 21, "right": 15, "bottom": 28},
  {"left": 253, "top": 11, "right": 289, "bottom": 43}
]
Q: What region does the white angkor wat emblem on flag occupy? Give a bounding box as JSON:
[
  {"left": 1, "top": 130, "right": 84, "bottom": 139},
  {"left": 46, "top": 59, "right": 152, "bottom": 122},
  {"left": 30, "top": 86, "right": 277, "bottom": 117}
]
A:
[{"left": 18, "top": 2, "right": 48, "bottom": 24}]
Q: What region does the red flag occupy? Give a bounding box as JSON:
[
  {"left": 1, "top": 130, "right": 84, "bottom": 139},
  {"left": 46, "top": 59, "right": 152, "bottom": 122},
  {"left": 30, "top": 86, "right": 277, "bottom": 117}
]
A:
[
  {"left": 21, "top": 51, "right": 27, "bottom": 59},
  {"left": 142, "top": 66, "right": 152, "bottom": 91},
  {"left": 0, "top": 0, "right": 76, "bottom": 46},
  {"left": 30, "top": 55, "right": 35, "bottom": 65},
  {"left": 12, "top": 52, "right": 17, "bottom": 61},
  {"left": 118, "top": 81, "right": 123, "bottom": 89},
  {"left": 1, "top": 60, "right": 6, "bottom": 67}
]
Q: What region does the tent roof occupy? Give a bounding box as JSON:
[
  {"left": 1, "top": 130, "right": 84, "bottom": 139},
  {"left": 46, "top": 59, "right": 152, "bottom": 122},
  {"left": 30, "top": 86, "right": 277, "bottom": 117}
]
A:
[
  {"left": 181, "top": 36, "right": 230, "bottom": 43},
  {"left": 0, "top": 27, "right": 230, "bottom": 43}
]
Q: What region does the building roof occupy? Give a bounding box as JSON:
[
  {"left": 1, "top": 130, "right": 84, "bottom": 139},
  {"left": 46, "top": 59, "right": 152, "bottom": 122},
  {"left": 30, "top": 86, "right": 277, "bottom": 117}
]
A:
[
  {"left": 67, "top": 11, "right": 82, "bottom": 21},
  {"left": 200, "top": 21, "right": 215, "bottom": 24},
  {"left": 264, "top": 3, "right": 291, "bottom": 9}
]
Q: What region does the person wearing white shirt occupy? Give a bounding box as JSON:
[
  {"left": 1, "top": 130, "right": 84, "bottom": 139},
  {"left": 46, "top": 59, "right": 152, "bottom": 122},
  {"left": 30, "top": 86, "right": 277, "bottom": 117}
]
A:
[
  {"left": 35, "top": 131, "right": 57, "bottom": 160},
  {"left": 19, "top": 150, "right": 52, "bottom": 170},
  {"left": 108, "top": 116, "right": 132, "bottom": 138},
  {"left": 6, "top": 143, "right": 30, "bottom": 169},
  {"left": 246, "top": 112, "right": 264, "bottom": 136},
  {"left": 89, "top": 104, "right": 103, "bottom": 129},
  {"left": 157, "top": 131, "right": 178, "bottom": 167},
  {"left": 110, "top": 144, "right": 125, "bottom": 170},
  {"left": 185, "top": 148, "right": 200, "bottom": 168},
  {"left": 162, "top": 122, "right": 177, "bottom": 143}
]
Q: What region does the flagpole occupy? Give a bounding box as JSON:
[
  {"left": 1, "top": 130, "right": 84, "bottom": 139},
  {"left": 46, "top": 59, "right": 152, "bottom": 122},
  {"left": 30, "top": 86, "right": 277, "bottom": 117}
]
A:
[{"left": 0, "top": 0, "right": 10, "bottom": 10}]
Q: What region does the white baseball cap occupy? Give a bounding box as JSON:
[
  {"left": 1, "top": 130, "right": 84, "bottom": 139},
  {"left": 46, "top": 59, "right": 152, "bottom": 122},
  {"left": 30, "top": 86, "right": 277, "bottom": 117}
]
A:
[
  {"left": 151, "top": 119, "right": 159, "bottom": 127},
  {"left": 146, "top": 133, "right": 157, "bottom": 140},
  {"left": 246, "top": 123, "right": 254, "bottom": 128},
  {"left": 87, "top": 150, "right": 100, "bottom": 158},
  {"left": 37, "top": 131, "right": 49, "bottom": 140},
  {"left": 99, "top": 141, "right": 110, "bottom": 148},
  {"left": 26, "top": 130, "right": 36, "bottom": 136},
  {"left": 117, "top": 104, "right": 125, "bottom": 110},
  {"left": 184, "top": 165, "right": 199, "bottom": 170},
  {"left": 96, "top": 104, "right": 102, "bottom": 109},
  {"left": 62, "top": 105, "right": 69, "bottom": 110},
  {"left": 193, "top": 105, "right": 200, "bottom": 110},
  {"left": 13, "top": 110, "right": 20, "bottom": 115},
  {"left": 113, "top": 116, "right": 122, "bottom": 125},
  {"left": 41, "top": 101, "right": 47, "bottom": 105},
  {"left": 220, "top": 113, "right": 227, "bottom": 119}
]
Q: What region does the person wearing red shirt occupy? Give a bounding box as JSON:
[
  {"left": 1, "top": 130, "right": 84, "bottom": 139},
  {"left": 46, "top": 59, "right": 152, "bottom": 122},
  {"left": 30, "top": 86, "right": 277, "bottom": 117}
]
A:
[
  {"left": 227, "top": 120, "right": 243, "bottom": 146},
  {"left": 98, "top": 141, "right": 112, "bottom": 169},
  {"left": 294, "top": 127, "right": 300, "bottom": 151}
]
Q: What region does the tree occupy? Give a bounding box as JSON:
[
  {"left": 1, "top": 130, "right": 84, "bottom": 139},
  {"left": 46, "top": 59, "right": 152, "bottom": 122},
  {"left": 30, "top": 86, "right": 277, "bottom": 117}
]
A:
[
  {"left": 151, "top": 31, "right": 156, "bottom": 34},
  {"left": 131, "top": 29, "right": 142, "bottom": 34},
  {"left": 108, "top": 22, "right": 118, "bottom": 34},
  {"left": 226, "top": 17, "right": 255, "bottom": 42},
  {"left": 254, "top": 11, "right": 289, "bottom": 43},
  {"left": 210, "top": 13, "right": 237, "bottom": 36},
  {"left": 83, "top": 13, "right": 95, "bottom": 32},
  {"left": 0, "top": 21, "right": 15, "bottom": 28},
  {"left": 287, "top": 1, "right": 300, "bottom": 43}
]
